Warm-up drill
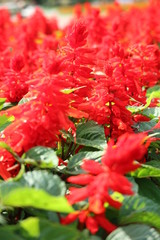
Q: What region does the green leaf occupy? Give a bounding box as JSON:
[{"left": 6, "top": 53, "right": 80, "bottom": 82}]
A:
[
  {"left": 106, "top": 224, "right": 160, "bottom": 240},
  {"left": 145, "top": 90, "right": 160, "bottom": 108},
  {"left": 127, "top": 177, "right": 139, "bottom": 194},
  {"left": 127, "top": 105, "right": 142, "bottom": 113},
  {"left": 2, "top": 102, "right": 17, "bottom": 110},
  {"left": 0, "top": 97, "right": 17, "bottom": 111},
  {"left": 18, "top": 97, "right": 35, "bottom": 105},
  {"left": 147, "top": 86, "right": 160, "bottom": 97},
  {"left": 136, "top": 179, "right": 160, "bottom": 205},
  {"left": 148, "top": 141, "right": 160, "bottom": 161},
  {"left": 20, "top": 217, "right": 81, "bottom": 239},
  {"left": 119, "top": 195, "right": 160, "bottom": 228},
  {"left": 127, "top": 86, "right": 160, "bottom": 114},
  {"left": 0, "top": 214, "right": 6, "bottom": 225},
  {"left": 0, "top": 217, "right": 81, "bottom": 240},
  {"left": 0, "top": 115, "right": 15, "bottom": 132},
  {"left": 0, "top": 98, "right": 7, "bottom": 111},
  {"left": 76, "top": 121, "right": 106, "bottom": 150},
  {"left": 23, "top": 146, "right": 59, "bottom": 168},
  {"left": 25, "top": 208, "right": 60, "bottom": 222},
  {"left": 67, "top": 150, "right": 104, "bottom": 169},
  {"left": 0, "top": 181, "right": 22, "bottom": 197},
  {"left": 146, "top": 160, "right": 160, "bottom": 168},
  {"left": 141, "top": 107, "right": 160, "bottom": 119},
  {"left": 134, "top": 118, "right": 158, "bottom": 132},
  {"left": 0, "top": 229, "right": 23, "bottom": 240},
  {"left": 13, "top": 164, "right": 25, "bottom": 181},
  {"left": 87, "top": 235, "right": 102, "bottom": 240},
  {"left": 19, "top": 170, "right": 66, "bottom": 196},
  {"left": 1, "top": 187, "right": 73, "bottom": 213},
  {"left": 81, "top": 229, "right": 102, "bottom": 240},
  {"left": 131, "top": 160, "right": 160, "bottom": 178}
]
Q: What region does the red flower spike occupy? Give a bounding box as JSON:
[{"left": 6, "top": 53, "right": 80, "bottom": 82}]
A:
[
  {"left": 67, "top": 133, "right": 149, "bottom": 220},
  {"left": 10, "top": 55, "right": 25, "bottom": 72},
  {"left": 67, "top": 19, "right": 88, "bottom": 48}
]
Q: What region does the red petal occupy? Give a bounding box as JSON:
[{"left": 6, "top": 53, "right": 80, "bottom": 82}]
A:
[
  {"left": 82, "top": 160, "right": 103, "bottom": 175},
  {"left": 67, "top": 187, "right": 89, "bottom": 204},
  {"left": 61, "top": 212, "right": 79, "bottom": 224},
  {"left": 89, "top": 197, "right": 105, "bottom": 214},
  {"left": 68, "top": 174, "right": 94, "bottom": 185},
  {"left": 95, "top": 214, "right": 117, "bottom": 233},
  {"left": 86, "top": 216, "right": 99, "bottom": 234}
]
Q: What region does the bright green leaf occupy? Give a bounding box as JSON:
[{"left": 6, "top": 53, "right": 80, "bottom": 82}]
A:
[
  {"left": 131, "top": 161, "right": 160, "bottom": 178},
  {"left": 0, "top": 98, "right": 6, "bottom": 109},
  {"left": 1, "top": 187, "right": 73, "bottom": 213},
  {"left": 0, "top": 115, "right": 15, "bottom": 132},
  {"left": 61, "top": 86, "right": 86, "bottom": 94}
]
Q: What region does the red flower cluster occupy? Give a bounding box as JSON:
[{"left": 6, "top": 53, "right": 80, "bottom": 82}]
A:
[
  {"left": 0, "top": 78, "right": 74, "bottom": 179},
  {"left": 62, "top": 133, "right": 148, "bottom": 233},
  {"left": 0, "top": 2, "right": 159, "bottom": 236},
  {"left": 0, "top": 1, "right": 159, "bottom": 191}
]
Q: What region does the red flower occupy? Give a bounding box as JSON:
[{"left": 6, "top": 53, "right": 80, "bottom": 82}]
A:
[
  {"left": 66, "top": 19, "right": 88, "bottom": 49},
  {"left": 10, "top": 55, "right": 25, "bottom": 72},
  {"left": 61, "top": 209, "right": 116, "bottom": 234},
  {"left": 0, "top": 150, "right": 19, "bottom": 180},
  {"left": 0, "top": 78, "right": 74, "bottom": 179},
  {"left": 0, "top": 71, "right": 29, "bottom": 102},
  {"left": 67, "top": 133, "right": 147, "bottom": 213}
]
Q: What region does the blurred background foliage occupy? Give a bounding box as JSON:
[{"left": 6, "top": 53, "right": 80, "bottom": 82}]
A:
[{"left": 0, "top": 0, "right": 147, "bottom": 7}]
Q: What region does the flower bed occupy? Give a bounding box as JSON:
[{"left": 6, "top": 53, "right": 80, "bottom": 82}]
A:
[{"left": 0, "top": 1, "right": 159, "bottom": 239}]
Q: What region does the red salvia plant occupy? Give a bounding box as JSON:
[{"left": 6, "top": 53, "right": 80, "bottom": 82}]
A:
[
  {"left": 61, "top": 133, "right": 148, "bottom": 233},
  {"left": 0, "top": 2, "right": 159, "bottom": 239}
]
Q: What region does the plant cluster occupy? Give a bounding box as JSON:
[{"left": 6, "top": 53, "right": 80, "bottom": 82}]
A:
[{"left": 0, "top": 1, "right": 159, "bottom": 239}]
